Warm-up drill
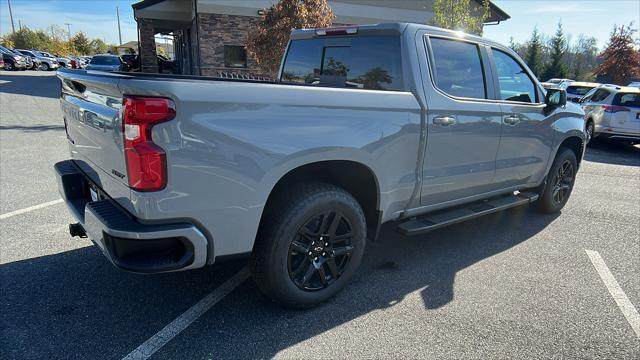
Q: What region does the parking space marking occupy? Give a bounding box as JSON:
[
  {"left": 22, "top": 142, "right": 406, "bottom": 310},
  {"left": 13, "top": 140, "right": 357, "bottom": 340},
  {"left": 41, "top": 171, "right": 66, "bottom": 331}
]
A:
[
  {"left": 122, "top": 267, "right": 251, "bottom": 360},
  {"left": 0, "top": 199, "right": 63, "bottom": 220},
  {"left": 586, "top": 250, "right": 640, "bottom": 338}
]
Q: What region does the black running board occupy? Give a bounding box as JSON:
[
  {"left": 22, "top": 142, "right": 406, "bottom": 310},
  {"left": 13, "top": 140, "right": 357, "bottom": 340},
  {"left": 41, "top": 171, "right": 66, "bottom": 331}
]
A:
[{"left": 397, "top": 192, "right": 539, "bottom": 236}]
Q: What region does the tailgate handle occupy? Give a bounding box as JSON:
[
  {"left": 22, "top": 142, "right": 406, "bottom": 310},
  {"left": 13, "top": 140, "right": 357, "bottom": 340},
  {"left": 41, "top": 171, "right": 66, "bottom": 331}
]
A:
[{"left": 69, "top": 80, "right": 86, "bottom": 94}]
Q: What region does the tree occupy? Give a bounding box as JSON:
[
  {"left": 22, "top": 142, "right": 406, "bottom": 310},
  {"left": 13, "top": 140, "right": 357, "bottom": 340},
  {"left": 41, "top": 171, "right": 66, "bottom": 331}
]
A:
[
  {"left": 524, "top": 27, "right": 544, "bottom": 79},
  {"left": 594, "top": 24, "right": 640, "bottom": 85},
  {"left": 542, "top": 22, "right": 568, "bottom": 81},
  {"left": 4, "top": 27, "right": 49, "bottom": 50},
  {"left": 90, "top": 38, "right": 109, "bottom": 54},
  {"left": 247, "top": 0, "right": 334, "bottom": 74},
  {"left": 431, "top": 0, "right": 490, "bottom": 35},
  {"left": 571, "top": 35, "right": 598, "bottom": 81},
  {"left": 70, "top": 32, "right": 91, "bottom": 55}
]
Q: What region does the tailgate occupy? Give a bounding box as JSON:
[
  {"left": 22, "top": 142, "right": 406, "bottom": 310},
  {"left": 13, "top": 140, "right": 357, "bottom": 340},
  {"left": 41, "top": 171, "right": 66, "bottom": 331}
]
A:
[
  {"left": 611, "top": 108, "right": 640, "bottom": 134},
  {"left": 58, "top": 70, "right": 129, "bottom": 191}
]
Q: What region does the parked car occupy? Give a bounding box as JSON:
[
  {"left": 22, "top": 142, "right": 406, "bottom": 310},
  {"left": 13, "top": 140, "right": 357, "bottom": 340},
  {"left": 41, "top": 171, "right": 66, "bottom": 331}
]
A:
[
  {"left": 564, "top": 82, "right": 600, "bottom": 103},
  {"left": 0, "top": 45, "right": 28, "bottom": 70},
  {"left": 628, "top": 82, "right": 640, "bottom": 88},
  {"left": 15, "top": 49, "right": 41, "bottom": 69},
  {"left": 55, "top": 23, "right": 585, "bottom": 308},
  {"left": 15, "top": 49, "right": 59, "bottom": 71},
  {"left": 580, "top": 84, "right": 640, "bottom": 144},
  {"left": 85, "top": 54, "right": 129, "bottom": 72},
  {"left": 0, "top": 57, "right": 4, "bottom": 69},
  {"left": 543, "top": 78, "right": 575, "bottom": 89}
]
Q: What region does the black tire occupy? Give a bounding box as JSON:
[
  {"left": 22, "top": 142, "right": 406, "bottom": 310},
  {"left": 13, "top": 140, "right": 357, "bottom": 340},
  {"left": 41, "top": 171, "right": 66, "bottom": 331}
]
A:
[
  {"left": 536, "top": 147, "right": 577, "bottom": 213},
  {"left": 585, "top": 120, "right": 595, "bottom": 146},
  {"left": 4, "top": 61, "right": 15, "bottom": 71},
  {"left": 41, "top": 63, "right": 50, "bottom": 71},
  {"left": 250, "top": 182, "right": 367, "bottom": 308}
]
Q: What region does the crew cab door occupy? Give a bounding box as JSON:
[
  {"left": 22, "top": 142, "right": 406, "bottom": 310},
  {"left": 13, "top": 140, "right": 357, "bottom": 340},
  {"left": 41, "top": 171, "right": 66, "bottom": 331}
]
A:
[
  {"left": 487, "top": 48, "right": 554, "bottom": 188},
  {"left": 419, "top": 36, "right": 503, "bottom": 206}
]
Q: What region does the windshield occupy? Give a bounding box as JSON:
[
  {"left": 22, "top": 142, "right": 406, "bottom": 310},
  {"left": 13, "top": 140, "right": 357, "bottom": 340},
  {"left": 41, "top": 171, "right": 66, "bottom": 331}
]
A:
[
  {"left": 566, "top": 86, "right": 595, "bottom": 96},
  {"left": 90, "top": 56, "right": 120, "bottom": 65}
]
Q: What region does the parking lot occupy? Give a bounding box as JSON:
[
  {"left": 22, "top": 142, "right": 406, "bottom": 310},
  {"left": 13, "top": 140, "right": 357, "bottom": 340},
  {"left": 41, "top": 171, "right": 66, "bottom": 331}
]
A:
[{"left": 1, "top": 71, "right": 639, "bottom": 359}]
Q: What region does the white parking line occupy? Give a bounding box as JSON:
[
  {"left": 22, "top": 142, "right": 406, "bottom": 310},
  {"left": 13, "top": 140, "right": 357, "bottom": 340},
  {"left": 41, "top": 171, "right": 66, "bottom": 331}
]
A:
[
  {"left": 122, "top": 267, "right": 251, "bottom": 360},
  {"left": 0, "top": 199, "right": 63, "bottom": 220},
  {"left": 585, "top": 250, "right": 640, "bottom": 339}
]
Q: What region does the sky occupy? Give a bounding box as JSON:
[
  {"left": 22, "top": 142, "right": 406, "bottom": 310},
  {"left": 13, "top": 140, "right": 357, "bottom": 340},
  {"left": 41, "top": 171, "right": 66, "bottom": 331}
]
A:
[
  {"left": 0, "top": 0, "right": 138, "bottom": 44},
  {"left": 0, "top": 0, "right": 639, "bottom": 48},
  {"left": 483, "top": 0, "right": 640, "bottom": 49}
]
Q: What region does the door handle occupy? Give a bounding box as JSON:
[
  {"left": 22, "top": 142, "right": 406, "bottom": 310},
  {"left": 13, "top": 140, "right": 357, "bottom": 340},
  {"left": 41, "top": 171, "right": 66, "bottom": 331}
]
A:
[
  {"left": 433, "top": 116, "right": 456, "bottom": 126},
  {"left": 503, "top": 115, "right": 520, "bottom": 125}
]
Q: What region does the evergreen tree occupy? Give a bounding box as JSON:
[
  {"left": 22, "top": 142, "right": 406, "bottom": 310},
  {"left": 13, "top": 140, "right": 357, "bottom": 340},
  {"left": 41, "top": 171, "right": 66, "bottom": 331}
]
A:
[
  {"left": 525, "top": 27, "right": 544, "bottom": 79},
  {"left": 542, "top": 22, "right": 568, "bottom": 81}
]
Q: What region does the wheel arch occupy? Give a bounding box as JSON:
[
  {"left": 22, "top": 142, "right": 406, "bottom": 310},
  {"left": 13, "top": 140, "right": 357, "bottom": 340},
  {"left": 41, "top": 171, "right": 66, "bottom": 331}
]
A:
[{"left": 258, "top": 160, "right": 382, "bottom": 243}]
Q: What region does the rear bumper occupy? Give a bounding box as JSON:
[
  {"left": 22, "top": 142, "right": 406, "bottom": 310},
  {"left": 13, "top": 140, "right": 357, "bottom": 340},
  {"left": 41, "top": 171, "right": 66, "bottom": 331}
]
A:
[
  {"left": 54, "top": 160, "right": 208, "bottom": 273},
  {"left": 594, "top": 126, "right": 640, "bottom": 142}
]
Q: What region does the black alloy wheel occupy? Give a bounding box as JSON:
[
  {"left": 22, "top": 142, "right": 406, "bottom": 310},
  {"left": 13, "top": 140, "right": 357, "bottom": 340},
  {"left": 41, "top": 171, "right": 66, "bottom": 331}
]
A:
[
  {"left": 288, "top": 210, "right": 354, "bottom": 291},
  {"left": 551, "top": 159, "right": 574, "bottom": 205}
]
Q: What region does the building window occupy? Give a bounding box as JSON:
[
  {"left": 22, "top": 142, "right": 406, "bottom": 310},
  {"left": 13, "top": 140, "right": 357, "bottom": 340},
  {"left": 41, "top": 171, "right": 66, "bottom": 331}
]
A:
[{"left": 224, "top": 45, "right": 247, "bottom": 68}]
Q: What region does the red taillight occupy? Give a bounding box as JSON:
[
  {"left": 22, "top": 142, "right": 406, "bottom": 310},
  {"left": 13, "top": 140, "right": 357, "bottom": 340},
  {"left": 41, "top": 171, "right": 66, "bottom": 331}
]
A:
[
  {"left": 602, "top": 105, "right": 630, "bottom": 113},
  {"left": 122, "top": 96, "right": 175, "bottom": 192}
]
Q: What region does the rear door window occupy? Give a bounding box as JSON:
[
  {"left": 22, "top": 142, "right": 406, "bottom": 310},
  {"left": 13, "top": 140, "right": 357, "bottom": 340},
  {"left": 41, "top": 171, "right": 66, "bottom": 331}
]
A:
[
  {"left": 281, "top": 36, "right": 404, "bottom": 91},
  {"left": 491, "top": 49, "right": 537, "bottom": 103},
  {"left": 428, "top": 38, "right": 486, "bottom": 99}
]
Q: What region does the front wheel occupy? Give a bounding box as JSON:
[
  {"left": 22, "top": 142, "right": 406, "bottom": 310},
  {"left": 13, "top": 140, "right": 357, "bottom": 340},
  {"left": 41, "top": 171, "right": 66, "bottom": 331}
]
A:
[
  {"left": 250, "top": 182, "right": 367, "bottom": 308},
  {"left": 585, "top": 120, "right": 595, "bottom": 146},
  {"left": 536, "top": 147, "right": 578, "bottom": 213},
  {"left": 40, "top": 63, "right": 50, "bottom": 71},
  {"left": 4, "top": 61, "right": 15, "bottom": 71}
]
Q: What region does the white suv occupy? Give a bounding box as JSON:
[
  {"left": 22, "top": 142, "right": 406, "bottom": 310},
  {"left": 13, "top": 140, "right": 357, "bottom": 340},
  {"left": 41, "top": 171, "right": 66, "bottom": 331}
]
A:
[{"left": 581, "top": 84, "right": 640, "bottom": 144}]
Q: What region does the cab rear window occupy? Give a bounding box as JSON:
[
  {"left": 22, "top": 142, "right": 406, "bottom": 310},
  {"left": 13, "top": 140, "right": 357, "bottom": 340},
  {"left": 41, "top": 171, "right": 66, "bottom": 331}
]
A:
[{"left": 280, "top": 36, "right": 404, "bottom": 91}]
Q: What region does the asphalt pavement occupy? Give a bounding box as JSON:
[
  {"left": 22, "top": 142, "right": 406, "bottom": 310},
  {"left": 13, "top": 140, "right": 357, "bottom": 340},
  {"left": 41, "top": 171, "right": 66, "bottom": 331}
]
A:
[{"left": 1, "top": 71, "right": 639, "bottom": 359}]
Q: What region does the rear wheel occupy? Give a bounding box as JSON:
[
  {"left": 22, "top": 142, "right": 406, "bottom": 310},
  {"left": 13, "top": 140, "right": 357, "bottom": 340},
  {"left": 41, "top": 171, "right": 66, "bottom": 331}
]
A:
[
  {"left": 536, "top": 147, "right": 577, "bottom": 213},
  {"left": 4, "top": 61, "right": 15, "bottom": 71},
  {"left": 250, "top": 182, "right": 367, "bottom": 308}
]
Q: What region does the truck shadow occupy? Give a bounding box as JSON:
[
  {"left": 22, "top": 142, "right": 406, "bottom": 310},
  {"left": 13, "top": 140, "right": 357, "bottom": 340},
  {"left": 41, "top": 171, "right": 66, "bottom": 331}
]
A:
[
  {"left": 0, "top": 73, "right": 60, "bottom": 99},
  {"left": 583, "top": 142, "right": 640, "bottom": 166},
  {"left": 0, "top": 206, "right": 558, "bottom": 359}
]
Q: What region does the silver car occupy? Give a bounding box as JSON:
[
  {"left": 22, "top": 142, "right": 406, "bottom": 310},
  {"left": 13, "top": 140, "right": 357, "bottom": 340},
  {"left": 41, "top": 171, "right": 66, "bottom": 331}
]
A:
[
  {"left": 581, "top": 84, "right": 640, "bottom": 144},
  {"left": 85, "top": 54, "right": 128, "bottom": 72},
  {"left": 564, "top": 81, "right": 599, "bottom": 103}
]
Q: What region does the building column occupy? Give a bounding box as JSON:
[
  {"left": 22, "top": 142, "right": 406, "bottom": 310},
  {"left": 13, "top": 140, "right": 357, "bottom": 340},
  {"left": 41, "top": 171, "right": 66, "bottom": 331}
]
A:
[{"left": 138, "top": 18, "right": 158, "bottom": 73}]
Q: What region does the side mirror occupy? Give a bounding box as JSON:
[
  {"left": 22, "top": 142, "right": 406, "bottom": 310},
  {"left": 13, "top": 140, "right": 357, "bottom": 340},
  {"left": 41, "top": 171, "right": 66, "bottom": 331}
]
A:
[
  {"left": 545, "top": 88, "right": 566, "bottom": 109},
  {"left": 571, "top": 97, "right": 580, "bottom": 103}
]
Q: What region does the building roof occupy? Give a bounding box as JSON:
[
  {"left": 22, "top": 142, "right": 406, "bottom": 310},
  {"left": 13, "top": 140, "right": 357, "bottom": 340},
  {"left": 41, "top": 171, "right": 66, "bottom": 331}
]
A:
[{"left": 133, "top": 0, "right": 510, "bottom": 22}]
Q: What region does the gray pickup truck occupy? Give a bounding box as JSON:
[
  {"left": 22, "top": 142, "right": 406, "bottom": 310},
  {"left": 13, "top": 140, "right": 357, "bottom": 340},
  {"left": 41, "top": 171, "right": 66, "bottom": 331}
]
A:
[{"left": 55, "top": 23, "right": 585, "bottom": 307}]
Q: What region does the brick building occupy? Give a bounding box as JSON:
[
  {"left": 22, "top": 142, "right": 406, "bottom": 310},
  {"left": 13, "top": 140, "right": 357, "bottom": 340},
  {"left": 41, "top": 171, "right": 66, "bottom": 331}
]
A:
[{"left": 132, "top": 0, "right": 510, "bottom": 77}]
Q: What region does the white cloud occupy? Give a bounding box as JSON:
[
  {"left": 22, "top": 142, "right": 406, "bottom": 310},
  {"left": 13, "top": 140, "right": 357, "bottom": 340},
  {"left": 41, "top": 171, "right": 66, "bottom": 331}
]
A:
[{"left": 0, "top": 1, "right": 138, "bottom": 44}]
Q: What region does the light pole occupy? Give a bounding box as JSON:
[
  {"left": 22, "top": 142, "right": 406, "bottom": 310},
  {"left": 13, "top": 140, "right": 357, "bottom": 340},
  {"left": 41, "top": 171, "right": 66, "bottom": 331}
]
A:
[
  {"left": 7, "top": 0, "right": 16, "bottom": 33},
  {"left": 117, "top": 6, "right": 123, "bottom": 45},
  {"left": 65, "top": 23, "right": 72, "bottom": 39}
]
